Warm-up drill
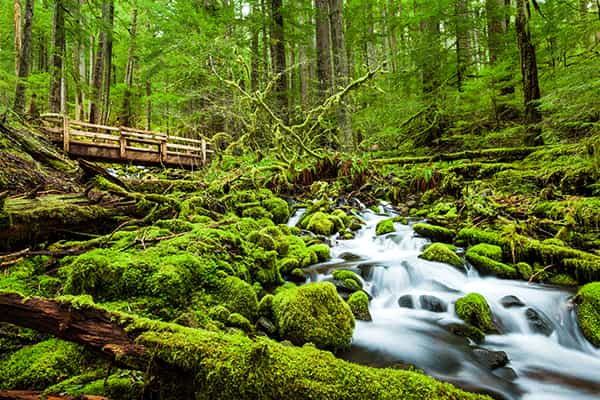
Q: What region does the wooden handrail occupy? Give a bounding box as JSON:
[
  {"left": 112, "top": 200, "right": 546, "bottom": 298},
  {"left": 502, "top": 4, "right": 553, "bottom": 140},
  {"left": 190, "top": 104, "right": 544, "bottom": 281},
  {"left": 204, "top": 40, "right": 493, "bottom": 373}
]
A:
[{"left": 40, "top": 115, "right": 213, "bottom": 168}]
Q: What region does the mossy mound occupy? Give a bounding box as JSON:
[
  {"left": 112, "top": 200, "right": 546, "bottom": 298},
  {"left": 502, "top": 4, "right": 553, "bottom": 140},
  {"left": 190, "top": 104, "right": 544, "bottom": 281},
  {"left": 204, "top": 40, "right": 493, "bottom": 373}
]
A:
[
  {"left": 420, "top": 243, "right": 463, "bottom": 268},
  {"left": 298, "top": 211, "right": 346, "bottom": 236},
  {"left": 272, "top": 282, "right": 355, "bottom": 350},
  {"left": 308, "top": 244, "right": 331, "bottom": 262},
  {"left": 221, "top": 189, "right": 290, "bottom": 224},
  {"left": 455, "top": 293, "right": 496, "bottom": 334},
  {"left": 376, "top": 219, "right": 396, "bottom": 236},
  {"left": 332, "top": 269, "right": 363, "bottom": 289},
  {"left": 413, "top": 223, "right": 455, "bottom": 243},
  {"left": 212, "top": 276, "right": 259, "bottom": 321},
  {"left": 347, "top": 291, "right": 372, "bottom": 321},
  {"left": 0, "top": 339, "right": 91, "bottom": 390},
  {"left": 465, "top": 245, "right": 517, "bottom": 279},
  {"left": 574, "top": 282, "right": 600, "bottom": 347}
]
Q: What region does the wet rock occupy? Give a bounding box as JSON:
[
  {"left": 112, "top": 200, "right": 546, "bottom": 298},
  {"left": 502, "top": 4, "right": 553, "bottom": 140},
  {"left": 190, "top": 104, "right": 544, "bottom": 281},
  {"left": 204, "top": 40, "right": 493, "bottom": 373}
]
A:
[
  {"left": 442, "top": 322, "right": 484, "bottom": 342},
  {"left": 525, "top": 308, "right": 554, "bottom": 336},
  {"left": 494, "top": 367, "right": 518, "bottom": 381},
  {"left": 500, "top": 295, "right": 525, "bottom": 308},
  {"left": 472, "top": 348, "right": 509, "bottom": 370},
  {"left": 398, "top": 295, "right": 414, "bottom": 309},
  {"left": 419, "top": 295, "right": 447, "bottom": 313},
  {"left": 256, "top": 317, "right": 277, "bottom": 335},
  {"left": 339, "top": 252, "right": 361, "bottom": 261}
]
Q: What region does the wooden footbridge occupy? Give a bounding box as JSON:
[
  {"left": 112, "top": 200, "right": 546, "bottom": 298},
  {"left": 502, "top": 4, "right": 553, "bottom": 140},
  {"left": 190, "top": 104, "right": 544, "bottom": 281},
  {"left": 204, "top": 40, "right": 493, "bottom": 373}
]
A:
[{"left": 41, "top": 114, "right": 213, "bottom": 169}]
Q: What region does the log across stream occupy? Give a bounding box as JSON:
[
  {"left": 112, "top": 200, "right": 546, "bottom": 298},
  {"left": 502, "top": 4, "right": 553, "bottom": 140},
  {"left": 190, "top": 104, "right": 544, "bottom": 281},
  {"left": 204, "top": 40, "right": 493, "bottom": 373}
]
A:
[{"left": 299, "top": 206, "right": 600, "bottom": 400}]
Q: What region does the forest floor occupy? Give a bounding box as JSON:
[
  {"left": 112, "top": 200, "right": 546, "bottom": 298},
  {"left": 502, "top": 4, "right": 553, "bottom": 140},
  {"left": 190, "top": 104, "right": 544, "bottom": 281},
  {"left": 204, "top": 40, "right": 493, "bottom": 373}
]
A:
[{"left": 0, "top": 120, "right": 599, "bottom": 400}]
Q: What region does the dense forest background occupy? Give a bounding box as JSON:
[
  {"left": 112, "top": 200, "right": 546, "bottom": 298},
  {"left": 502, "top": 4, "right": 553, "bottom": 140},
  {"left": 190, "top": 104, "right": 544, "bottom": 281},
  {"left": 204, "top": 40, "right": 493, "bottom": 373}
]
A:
[{"left": 1, "top": 0, "right": 599, "bottom": 154}]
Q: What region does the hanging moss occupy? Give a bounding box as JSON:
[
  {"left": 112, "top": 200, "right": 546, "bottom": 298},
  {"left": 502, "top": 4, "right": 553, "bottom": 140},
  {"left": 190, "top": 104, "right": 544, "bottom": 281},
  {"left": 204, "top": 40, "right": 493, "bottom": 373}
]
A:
[
  {"left": 272, "top": 282, "right": 355, "bottom": 350},
  {"left": 455, "top": 293, "right": 496, "bottom": 334},
  {"left": 420, "top": 243, "right": 463, "bottom": 268}
]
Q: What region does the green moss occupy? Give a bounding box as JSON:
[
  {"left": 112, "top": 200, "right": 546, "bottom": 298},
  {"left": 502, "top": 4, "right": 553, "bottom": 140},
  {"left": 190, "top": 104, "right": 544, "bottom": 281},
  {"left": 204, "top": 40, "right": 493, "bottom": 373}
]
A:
[
  {"left": 466, "top": 247, "right": 517, "bottom": 279},
  {"left": 272, "top": 282, "right": 355, "bottom": 350},
  {"left": 455, "top": 293, "right": 496, "bottom": 334},
  {"left": 413, "top": 223, "right": 455, "bottom": 243},
  {"left": 420, "top": 243, "right": 463, "bottom": 268},
  {"left": 574, "top": 283, "right": 600, "bottom": 347},
  {"left": 262, "top": 197, "right": 290, "bottom": 224},
  {"left": 45, "top": 371, "right": 143, "bottom": 400},
  {"left": 298, "top": 211, "right": 346, "bottom": 236},
  {"left": 308, "top": 244, "right": 331, "bottom": 262},
  {"left": 549, "top": 273, "right": 578, "bottom": 286},
  {"left": 332, "top": 269, "right": 362, "bottom": 289},
  {"left": 347, "top": 291, "right": 371, "bottom": 321},
  {"left": 212, "top": 276, "right": 259, "bottom": 321},
  {"left": 258, "top": 294, "right": 274, "bottom": 320},
  {"left": 376, "top": 219, "right": 396, "bottom": 236},
  {"left": 467, "top": 244, "right": 502, "bottom": 261},
  {"left": 516, "top": 262, "right": 533, "bottom": 280},
  {"left": 242, "top": 206, "right": 273, "bottom": 220},
  {"left": 563, "top": 258, "right": 600, "bottom": 283},
  {"left": 227, "top": 313, "right": 254, "bottom": 334},
  {"left": 0, "top": 339, "right": 89, "bottom": 390}
]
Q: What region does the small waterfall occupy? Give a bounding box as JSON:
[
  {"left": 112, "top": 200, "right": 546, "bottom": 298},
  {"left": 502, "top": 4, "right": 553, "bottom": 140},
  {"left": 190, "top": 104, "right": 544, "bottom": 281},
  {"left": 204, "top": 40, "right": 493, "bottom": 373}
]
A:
[{"left": 309, "top": 210, "right": 600, "bottom": 400}]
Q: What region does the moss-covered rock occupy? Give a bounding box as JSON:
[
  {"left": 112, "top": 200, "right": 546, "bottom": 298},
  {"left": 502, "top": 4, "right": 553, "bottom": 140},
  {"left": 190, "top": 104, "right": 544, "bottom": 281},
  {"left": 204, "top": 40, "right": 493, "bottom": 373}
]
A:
[
  {"left": 298, "top": 211, "right": 346, "bottom": 236},
  {"left": 272, "top": 282, "right": 355, "bottom": 350},
  {"left": 455, "top": 293, "right": 496, "bottom": 334},
  {"left": 413, "top": 223, "right": 455, "bottom": 243},
  {"left": 420, "top": 243, "right": 463, "bottom": 268},
  {"left": 332, "top": 269, "right": 362, "bottom": 289},
  {"left": 262, "top": 197, "right": 290, "bottom": 224},
  {"left": 465, "top": 246, "right": 517, "bottom": 279},
  {"left": 347, "top": 291, "right": 372, "bottom": 321},
  {"left": 574, "top": 282, "right": 600, "bottom": 347},
  {"left": 376, "top": 219, "right": 396, "bottom": 236},
  {"left": 308, "top": 244, "right": 331, "bottom": 262},
  {"left": 227, "top": 312, "right": 254, "bottom": 333},
  {"left": 212, "top": 276, "right": 259, "bottom": 321}
]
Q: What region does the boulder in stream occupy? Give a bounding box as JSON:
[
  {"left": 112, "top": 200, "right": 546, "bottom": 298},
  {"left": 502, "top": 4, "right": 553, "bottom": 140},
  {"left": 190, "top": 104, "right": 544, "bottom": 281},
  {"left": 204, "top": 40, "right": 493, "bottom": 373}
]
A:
[
  {"left": 472, "top": 348, "right": 509, "bottom": 370},
  {"left": 419, "top": 295, "right": 447, "bottom": 313},
  {"left": 524, "top": 307, "right": 554, "bottom": 336},
  {"left": 347, "top": 291, "right": 372, "bottom": 321},
  {"left": 419, "top": 243, "right": 463, "bottom": 268},
  {"left": 455, "top": 293, "right": 497, "bottom": 333},
  {"left": 500, "top": 295, "right": 525, "bottom": 308},
  {"left": 398, "top": 295, "right": 415, "bottom": 309}
]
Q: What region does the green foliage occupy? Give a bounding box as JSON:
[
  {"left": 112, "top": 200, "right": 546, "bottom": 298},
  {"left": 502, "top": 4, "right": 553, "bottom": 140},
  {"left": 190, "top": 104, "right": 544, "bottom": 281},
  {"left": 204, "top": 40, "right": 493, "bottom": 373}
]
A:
[
  {"left": 419, "top": 243, "right": 463, "bottom": 268},
  {"left": 272, "top": 282, "right": 355, "bottom": 350},
  {"left": 455, "top": 293, "right": 496, "bottom": 334}
]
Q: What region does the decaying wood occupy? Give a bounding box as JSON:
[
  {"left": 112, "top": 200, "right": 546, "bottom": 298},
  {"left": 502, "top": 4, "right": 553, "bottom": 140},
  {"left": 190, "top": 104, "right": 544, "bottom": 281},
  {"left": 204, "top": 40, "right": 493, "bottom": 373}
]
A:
[
  {"left": 0, "top": 293, "right": 148, "bottom": 370},
  {"left": 0, "top": 391, "right": 109, "bottom": 400}
]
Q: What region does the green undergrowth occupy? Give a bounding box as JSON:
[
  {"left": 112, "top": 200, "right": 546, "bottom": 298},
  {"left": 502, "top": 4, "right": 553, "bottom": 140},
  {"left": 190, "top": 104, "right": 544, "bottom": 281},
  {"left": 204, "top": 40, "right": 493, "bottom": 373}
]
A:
[{"left": 574, "top": 283, "right": 600, "bottom": 348}]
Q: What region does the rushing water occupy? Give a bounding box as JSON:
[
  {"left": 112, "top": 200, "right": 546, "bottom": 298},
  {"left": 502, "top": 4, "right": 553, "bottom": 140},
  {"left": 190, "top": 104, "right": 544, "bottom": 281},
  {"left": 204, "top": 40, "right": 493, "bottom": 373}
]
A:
[{"left": 295, "top": 206, "right": 600, "bottom": 400}]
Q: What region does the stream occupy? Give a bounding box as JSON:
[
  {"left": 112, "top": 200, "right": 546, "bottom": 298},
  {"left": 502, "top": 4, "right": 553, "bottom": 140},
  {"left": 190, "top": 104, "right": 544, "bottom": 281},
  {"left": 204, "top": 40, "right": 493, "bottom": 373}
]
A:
[{"left": 292, "top": 206, "right": 600, "bottom": 400}]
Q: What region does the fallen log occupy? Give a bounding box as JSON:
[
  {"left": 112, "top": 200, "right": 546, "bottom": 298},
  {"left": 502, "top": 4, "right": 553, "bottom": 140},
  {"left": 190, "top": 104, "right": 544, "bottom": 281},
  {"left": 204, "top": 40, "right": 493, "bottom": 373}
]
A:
[
  {"left": 0, "top": 391, "right": 109, "bottom": 400},
  {"left": 371, "top": 146, "right": 545, "bottom": 165},
  {"left": 0, "top": 293, "right": 490, "bottom": 400}
]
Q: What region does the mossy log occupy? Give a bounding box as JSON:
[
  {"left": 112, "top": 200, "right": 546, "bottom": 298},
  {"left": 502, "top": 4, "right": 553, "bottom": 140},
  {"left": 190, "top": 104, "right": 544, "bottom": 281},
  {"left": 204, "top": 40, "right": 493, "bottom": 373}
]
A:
[
  {"left": 0, "top": 293, "right": 489, "bottom": 400},
  {"left": 372, "top": 147, "right": 543, "bottom": 166},
  {"left": 0, "top": 391, "right": 108, "bottom": 400}
]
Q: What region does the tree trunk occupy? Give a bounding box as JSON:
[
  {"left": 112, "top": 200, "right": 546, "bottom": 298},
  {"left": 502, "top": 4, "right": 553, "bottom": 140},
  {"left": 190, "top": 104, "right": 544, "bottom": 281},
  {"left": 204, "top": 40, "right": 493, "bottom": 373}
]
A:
[
  {"left": 315, "top": 0, "right": 332, "bottom": 100},
  {"left": 250, "top": 5, "right": 260, "bottom": 92},
  {"left": 101, "top": 0, "right": 114, "bottom": 125},
  {"left": 418, "top": 6, "right": 441, "bottom": 96},
  {"left": 455, "top": 0, "right": 470, "bottom": 91},
  {"left": 486, "top": 0, "right": 506, "bottom": 64},
  {"left": 329, "top": 0, "right": 353, "bottom": 151},
  {"left": 49, "top": 0, "right": 65, "bottom": 114},
  {"left": 515, "top": 0, "right": 541, "bottom": 125},
  {"left": 89, "top": 31, "right": 104, "bottom": 124},
  {"left": 121, "top": 8, "right": 137, "bottom": 127},
  {"left": 14, "top": 0, "right": 21, "bottom": 76},
  {"left": 13, "top": 0, "right": 34, "bottom": 116},
  {"left": 270, "top": 0, "right": 287, "bottom": 120},
  {"left": 145, "top": 80, "right": 152, "bottom": 131},
  {"left": 73, "top": 0, "right": 86, "bottom": 120}
]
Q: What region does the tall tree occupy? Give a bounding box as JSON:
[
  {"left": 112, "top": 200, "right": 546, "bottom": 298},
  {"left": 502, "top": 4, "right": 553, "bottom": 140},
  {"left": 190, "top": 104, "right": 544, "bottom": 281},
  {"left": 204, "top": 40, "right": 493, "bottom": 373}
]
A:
[
  {"left": 455, "top": 0, "right": 470, "bottom": 91},
  {"left": 515, "top": 0, "right": 541, "bottom": 125},
  {"left": 270, "top": 0, "right": 287, "bottom": 118},
  {"left": 13, "top": 0, "right": 34, "bottom": 116},
  {"left": 315, "top": 0, "right": 332, "bottom": 100},
  {"left": 49, "top": 0, "right": 66, "bottom": 113},
  {"left": 101, "top": 0, "right": 115, "bottom": 125},
  {"left": 329, "top": 0, "right": 353, "bottom": 151},
  {"left": 486, "top": 0, "right": 507, "bottom": 64},
  {"left": 14, "top": 0, "right": 21, "bottom": 76},
  {"left": 122, "top": 8, "right": 138, "bottom": 127}
]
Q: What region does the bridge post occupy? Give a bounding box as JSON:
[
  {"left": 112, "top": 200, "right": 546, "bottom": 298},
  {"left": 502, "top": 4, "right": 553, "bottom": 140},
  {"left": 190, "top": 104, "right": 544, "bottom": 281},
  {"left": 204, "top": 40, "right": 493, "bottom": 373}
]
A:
[
  {"left": 62, "top": 115, "right": 70, "bottom": 153},
  {"left": 160, "top": 140, "right": 167, "bottom": 163},
  {"left": 201, "top": 138, "right": 207, "bottom": 165},
  {"left": 119, "top": 131, "right": 127, "bottom": 159}
]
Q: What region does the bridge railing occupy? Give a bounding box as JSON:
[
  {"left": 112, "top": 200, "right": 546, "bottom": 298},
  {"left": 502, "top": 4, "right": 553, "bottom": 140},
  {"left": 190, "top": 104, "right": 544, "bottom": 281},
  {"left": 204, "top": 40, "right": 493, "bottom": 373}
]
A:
[{"left": 40, "top": 114, "right": 213, "bottom": 166}]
